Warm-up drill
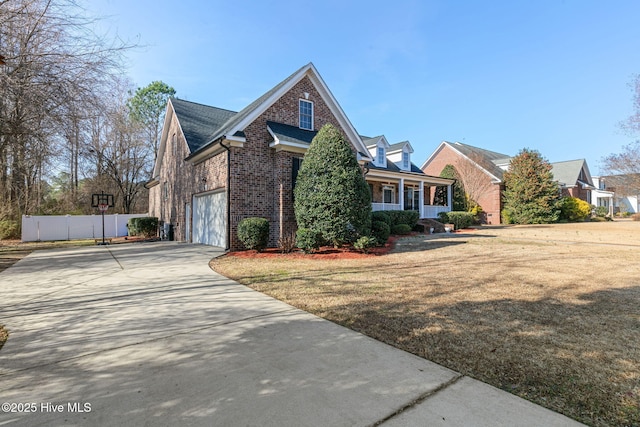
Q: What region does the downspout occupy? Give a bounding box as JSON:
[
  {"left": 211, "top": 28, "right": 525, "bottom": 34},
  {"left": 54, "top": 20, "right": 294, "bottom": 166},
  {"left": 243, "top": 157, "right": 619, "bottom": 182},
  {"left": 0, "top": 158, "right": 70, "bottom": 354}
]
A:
[{"left": 220, "top": 138, "right": 231, "bottom": 251}]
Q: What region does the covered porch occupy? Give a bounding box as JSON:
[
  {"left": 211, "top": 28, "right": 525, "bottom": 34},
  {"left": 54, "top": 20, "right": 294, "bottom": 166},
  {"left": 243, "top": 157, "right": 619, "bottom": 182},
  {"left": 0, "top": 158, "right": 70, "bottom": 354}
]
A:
[{"left": 367, "top": 174, "right": 453, "bottom": 219}]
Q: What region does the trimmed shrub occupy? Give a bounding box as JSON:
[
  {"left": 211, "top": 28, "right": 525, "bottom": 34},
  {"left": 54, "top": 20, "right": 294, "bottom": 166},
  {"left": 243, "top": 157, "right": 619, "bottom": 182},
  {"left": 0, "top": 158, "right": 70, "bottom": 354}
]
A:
[
  {"left": 371, "top": 220, "right": 391, "bottom": 245},
  {"left": 558, "top": 197, "right": 592, "bottom": 222},
  {"left": 594, "top": 206, "right": 609, "bottom": 218},
  {"left": 0, "top": 220, "right": 19, "bottom": 240},
  {"left": 501, "top": 209, "right": 514, "bottom": 224},
  {"left": 296, "top": 228, "right": 322, "bottom": 254},
  {"left": 439, "top": 212, "right": 474, "bottom": 230},
  {"left": 237, "top": 217, "right": 270, "bottom": 251},
  {"left": 633, "top": 213, "right": 640, "bottom": 221},
  {"left": 413, "top": 223, "right": 425, "bottom": 233},
  {"left": 469, "top": 203, "right": 484, "bottom": 224},
  {"left": 403, "top": 210, "right": 420, "bottom": 228},
  {"left": 294, "top": 124, "right": 371, "bottom": 246},
  {"left": 353, "top": 236, "right": 378, "bottom": 254},
  {"left": 391, "top": 224, "right": 412, "bottom": 235},
  {"left": 128, "top": 217, "right": 158, "bottom": 238},
  {"left": 388, "top": 210, "right": 419, "bottom": 228},
  {"left": 372, "top": 210, "right": 392, "bottom": 227}
]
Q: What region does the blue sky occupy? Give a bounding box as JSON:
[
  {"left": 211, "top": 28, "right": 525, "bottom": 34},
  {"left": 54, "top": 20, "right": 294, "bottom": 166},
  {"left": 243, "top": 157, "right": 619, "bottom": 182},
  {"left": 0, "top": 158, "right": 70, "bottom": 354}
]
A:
[{"left": 91, "top": 0, "right": 640, "bottom": 174}]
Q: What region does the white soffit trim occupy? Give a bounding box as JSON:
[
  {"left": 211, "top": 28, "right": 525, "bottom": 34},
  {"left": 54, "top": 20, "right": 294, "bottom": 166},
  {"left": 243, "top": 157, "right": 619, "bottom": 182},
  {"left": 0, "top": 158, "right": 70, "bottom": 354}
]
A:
[{"left": 420, "top": 141, "right": 448, "bottom": 170}]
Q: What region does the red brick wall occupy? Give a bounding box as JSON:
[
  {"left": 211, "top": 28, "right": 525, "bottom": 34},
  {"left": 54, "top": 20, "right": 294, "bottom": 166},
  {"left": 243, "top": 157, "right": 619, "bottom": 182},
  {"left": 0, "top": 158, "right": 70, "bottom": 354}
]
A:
[
  {"left": 153, "top": 75, "right": 357, "bottom": 250},
  {"left": 562, "top": 186, "right": 590, "bottom": 203},
  {"left": 228, "top": 75, "right": 352, "bottom": 249},
  {"left": 422, "top": 144, "right": 503, "bottom": 224},
  {"left": 152, "top": 109, "right": 228, "bottom": 243}
]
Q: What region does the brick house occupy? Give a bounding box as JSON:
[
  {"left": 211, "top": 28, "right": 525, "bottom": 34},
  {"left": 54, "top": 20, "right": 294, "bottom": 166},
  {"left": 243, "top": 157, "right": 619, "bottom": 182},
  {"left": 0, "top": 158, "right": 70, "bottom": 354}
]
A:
[
  {"left": 422, "top": 141, "right": 595, "bottom": 224},
  {"left": 422, "top": 141, "right": 508, "bottom": 224},
  {"left": 147, "top": 63, "right": 453, "bottom": 250},
  {"left": 550, "top": 159, "right": 595, "bottom": 203}
]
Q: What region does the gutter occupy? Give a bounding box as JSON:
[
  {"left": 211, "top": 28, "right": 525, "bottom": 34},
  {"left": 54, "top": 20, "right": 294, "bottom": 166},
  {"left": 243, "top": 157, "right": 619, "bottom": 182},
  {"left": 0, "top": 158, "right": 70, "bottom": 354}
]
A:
[{"left": 219, "top": 138, "right": 231, "bottom": 251}]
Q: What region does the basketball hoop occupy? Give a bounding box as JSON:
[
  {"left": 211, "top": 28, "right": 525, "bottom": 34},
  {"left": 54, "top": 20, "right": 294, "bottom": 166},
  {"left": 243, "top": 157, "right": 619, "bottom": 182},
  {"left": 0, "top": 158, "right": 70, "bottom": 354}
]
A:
[{"left": 91, "top": 191, "right": 115, "bottom": 245}]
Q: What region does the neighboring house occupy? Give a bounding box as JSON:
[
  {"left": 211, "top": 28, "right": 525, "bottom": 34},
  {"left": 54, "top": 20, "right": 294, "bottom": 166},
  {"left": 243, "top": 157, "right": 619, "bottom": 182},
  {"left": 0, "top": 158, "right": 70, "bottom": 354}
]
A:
[
  {"left": 550, "top": 159, "right": 595, "bottom": 203},
  {"left": 592, "top": 175, "right": 640, "bottom": 215},
  {"left": 422, "top": 141, "right": 595, "bottom": 224},
  {"left": 421, "top": 141, "right": 509, "bottom": 224},
  {"left": 591, "top": 176, "right": 615, "bottom": 216},
  {"left": 146, "top": 63, "right": 453, "bottom": 250}
]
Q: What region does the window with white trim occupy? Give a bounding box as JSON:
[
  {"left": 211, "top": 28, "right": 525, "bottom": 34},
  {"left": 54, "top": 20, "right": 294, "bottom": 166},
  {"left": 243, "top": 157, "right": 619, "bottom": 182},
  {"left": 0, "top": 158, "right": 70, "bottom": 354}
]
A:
[
  {"left": 383, "top": 185, "right": 395, "bottom": 204},
  {"left": 299, "top": 99, "right": 313, "bottom": 130},
  {"left": 377, "top": 146, "right": 385, "bottom": 166},
  {"left": 402, "top": 151, "right": 410, "bottom": 169}
]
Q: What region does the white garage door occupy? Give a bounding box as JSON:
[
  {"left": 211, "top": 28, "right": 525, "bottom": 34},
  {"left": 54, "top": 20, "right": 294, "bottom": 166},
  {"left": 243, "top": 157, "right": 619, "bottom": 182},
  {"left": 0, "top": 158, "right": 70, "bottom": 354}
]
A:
[{"left": 192, "top": 190, "right": 226, "bottom": 248}]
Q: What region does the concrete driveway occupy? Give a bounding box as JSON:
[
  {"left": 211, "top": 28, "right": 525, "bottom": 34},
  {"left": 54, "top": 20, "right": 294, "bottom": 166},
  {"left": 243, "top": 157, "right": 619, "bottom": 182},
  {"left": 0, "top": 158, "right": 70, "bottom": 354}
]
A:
[{"left": 0, "top": 242, "right": 583, "bottom": 426}]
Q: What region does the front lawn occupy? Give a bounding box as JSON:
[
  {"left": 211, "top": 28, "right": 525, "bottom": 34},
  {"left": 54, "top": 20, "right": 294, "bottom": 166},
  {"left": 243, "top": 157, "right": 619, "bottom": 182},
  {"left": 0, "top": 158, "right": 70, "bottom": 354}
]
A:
[{"left": 210, "top": 222, "right": 640, "bottom": 427}]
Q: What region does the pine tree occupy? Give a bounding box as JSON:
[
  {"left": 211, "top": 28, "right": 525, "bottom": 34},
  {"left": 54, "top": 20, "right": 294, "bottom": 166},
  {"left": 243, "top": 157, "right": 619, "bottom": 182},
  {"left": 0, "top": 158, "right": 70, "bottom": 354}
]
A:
[
  {"left": 294, "top": 124, "right": 371, "bottom": 246},
  {"left": 503, "top": 149, "right": 560, "bottom": 224}
]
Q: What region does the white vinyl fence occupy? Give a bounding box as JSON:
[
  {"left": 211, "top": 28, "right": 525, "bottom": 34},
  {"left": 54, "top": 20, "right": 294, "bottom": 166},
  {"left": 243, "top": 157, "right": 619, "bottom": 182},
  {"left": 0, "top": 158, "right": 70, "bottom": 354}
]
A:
[{"left": 22, "top": 214, "right": 149, "bottom": 242}]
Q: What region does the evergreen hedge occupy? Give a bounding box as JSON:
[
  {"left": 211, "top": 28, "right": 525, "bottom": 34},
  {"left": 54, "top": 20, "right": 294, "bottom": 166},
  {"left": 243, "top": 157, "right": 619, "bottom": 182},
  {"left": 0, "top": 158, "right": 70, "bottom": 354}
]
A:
[
  {"left": 294, "top": 124, "right": 371, "bottom": 246},
  {"left": 558, "top": 197, "right": 592, "bottom": 222},
  {"left": 237, "top": 217, "right": 270, "bottom": 251},
  {"left": 439, "top": 211, "right": 474, "bottom": 230},
  {"left": 295, "top": 228, "right": 322, "bottom": 253},
  {"left": 128, "top": 217, "right": 158, "bottom": 238},
  {"left": 371, "top": 220, "right": 391, "bottom": 245}
]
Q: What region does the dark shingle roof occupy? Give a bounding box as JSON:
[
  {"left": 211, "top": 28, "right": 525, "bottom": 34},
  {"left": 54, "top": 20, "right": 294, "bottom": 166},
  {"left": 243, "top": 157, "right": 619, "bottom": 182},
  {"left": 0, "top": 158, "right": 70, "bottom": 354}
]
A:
[
  {"left": 388, "top": 141, "right": 410, "bottom": 152},
  {"left": 267, "top": 121, "right": 317, "bottom": 146},
  {"left": 362, "top": 135, "right": 383, "bottom": 148},
  {"left": 367, "top": 160, "right": 425, "bottom": 175},
  {"left": 170, "top": 98, "right": 237, "bottom": 153},
  {"left": 198, "top": 63, "right": 311, "bottom": 153},
  {"left": 550, "top": 159, "right": 592, "bottom": 187},
  {"left": 451, "top": 141, "right": 511, "bottom": 180}
]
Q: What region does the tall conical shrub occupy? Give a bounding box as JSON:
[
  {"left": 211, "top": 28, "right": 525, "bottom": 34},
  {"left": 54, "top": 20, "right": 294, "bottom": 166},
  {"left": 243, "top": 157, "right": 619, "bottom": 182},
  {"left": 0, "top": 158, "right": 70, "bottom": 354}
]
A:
[{"left": 294, "top": 124, "right": 371, "bottom": 246}]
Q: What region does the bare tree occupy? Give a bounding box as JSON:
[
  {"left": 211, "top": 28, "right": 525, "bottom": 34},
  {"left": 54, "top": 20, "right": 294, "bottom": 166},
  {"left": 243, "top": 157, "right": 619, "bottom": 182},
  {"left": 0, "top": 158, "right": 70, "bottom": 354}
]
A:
[
  {"left": 601, "top": 142, "right": 640, "bottom": 196},
  {"left": 455, "top": 152, "right": 494, "bottom": 209},
  {"left": 84, "top": 79, "right": 152, "bottom": 214},
  {"left": 0, "top": 0, "right": 130, "bottom": 225},
  {"left": 620, "top": 74, "right": 640, "bottom": 136},
  {"left": 602, "top": 74, "right": 640, "bottom": 194}
]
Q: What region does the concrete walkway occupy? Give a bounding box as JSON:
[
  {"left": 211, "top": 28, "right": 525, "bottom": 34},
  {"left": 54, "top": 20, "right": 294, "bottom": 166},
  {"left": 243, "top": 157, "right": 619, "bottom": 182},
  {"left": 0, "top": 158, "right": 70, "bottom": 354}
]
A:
[{"left": 0, "top": 242, "right": 584, "bottom": 426}]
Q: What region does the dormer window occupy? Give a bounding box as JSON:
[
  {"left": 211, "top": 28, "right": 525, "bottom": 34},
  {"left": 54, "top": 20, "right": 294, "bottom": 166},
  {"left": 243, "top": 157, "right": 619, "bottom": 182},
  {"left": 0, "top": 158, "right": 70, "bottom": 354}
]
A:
[
  {"left": 377, "top": 146, "right": 385, "bottom": 165},
  {"left": 402, "top": 151, "right": 410, "bottom": 169},
  {"left": 299, "top": 99, "right": 313, "bottom": 130}
]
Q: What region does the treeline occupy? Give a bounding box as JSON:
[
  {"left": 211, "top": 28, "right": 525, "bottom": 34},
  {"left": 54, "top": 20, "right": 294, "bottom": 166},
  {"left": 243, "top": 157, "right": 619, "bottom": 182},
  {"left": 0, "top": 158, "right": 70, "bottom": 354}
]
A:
[{"left": 0, "top": 0, "right": 173, "bottom": 238}]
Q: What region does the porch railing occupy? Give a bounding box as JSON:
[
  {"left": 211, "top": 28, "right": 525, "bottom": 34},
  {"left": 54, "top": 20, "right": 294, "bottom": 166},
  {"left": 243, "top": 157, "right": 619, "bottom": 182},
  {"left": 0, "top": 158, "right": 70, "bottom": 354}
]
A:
[
  {"left": 422, "top": 205, "right": 450, "bottom": 219},
  {"left": 371, "top": 203, "right": 401, "bottom": 211}
]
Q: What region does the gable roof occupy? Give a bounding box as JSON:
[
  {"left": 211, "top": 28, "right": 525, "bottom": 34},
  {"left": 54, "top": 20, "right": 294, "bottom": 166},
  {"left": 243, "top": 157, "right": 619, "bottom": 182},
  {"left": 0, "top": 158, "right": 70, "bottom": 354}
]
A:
[
  {"left": 170, "top": 98, "right": 237, "bottom": 153},
  {"left": 187, "top": 62, "right": 371, "bottom": 161},
  {"left": 422, "top": 141, "right": 509, "bottom": 183},
  {"left": 550, "top": 159, "right": 594, "bottom": 188},
  {"left": 362, "top": 135, "right": 388, "bottom": 149},
  {"left": 388, "top": 141, "right": 414, "bottom": 154}
]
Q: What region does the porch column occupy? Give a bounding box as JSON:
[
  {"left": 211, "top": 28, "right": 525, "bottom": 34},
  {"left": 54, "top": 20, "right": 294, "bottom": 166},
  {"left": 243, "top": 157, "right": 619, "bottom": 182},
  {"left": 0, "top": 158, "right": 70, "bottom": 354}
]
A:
[
  {"left": 399, "top": 178, "right": 404, "bottom": 210},
  {"left": 447, "top": 183, "right": 453, "bottom": 210},
  {"left": 419, "top": 181, "right": 424, "bottom": 218}
]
